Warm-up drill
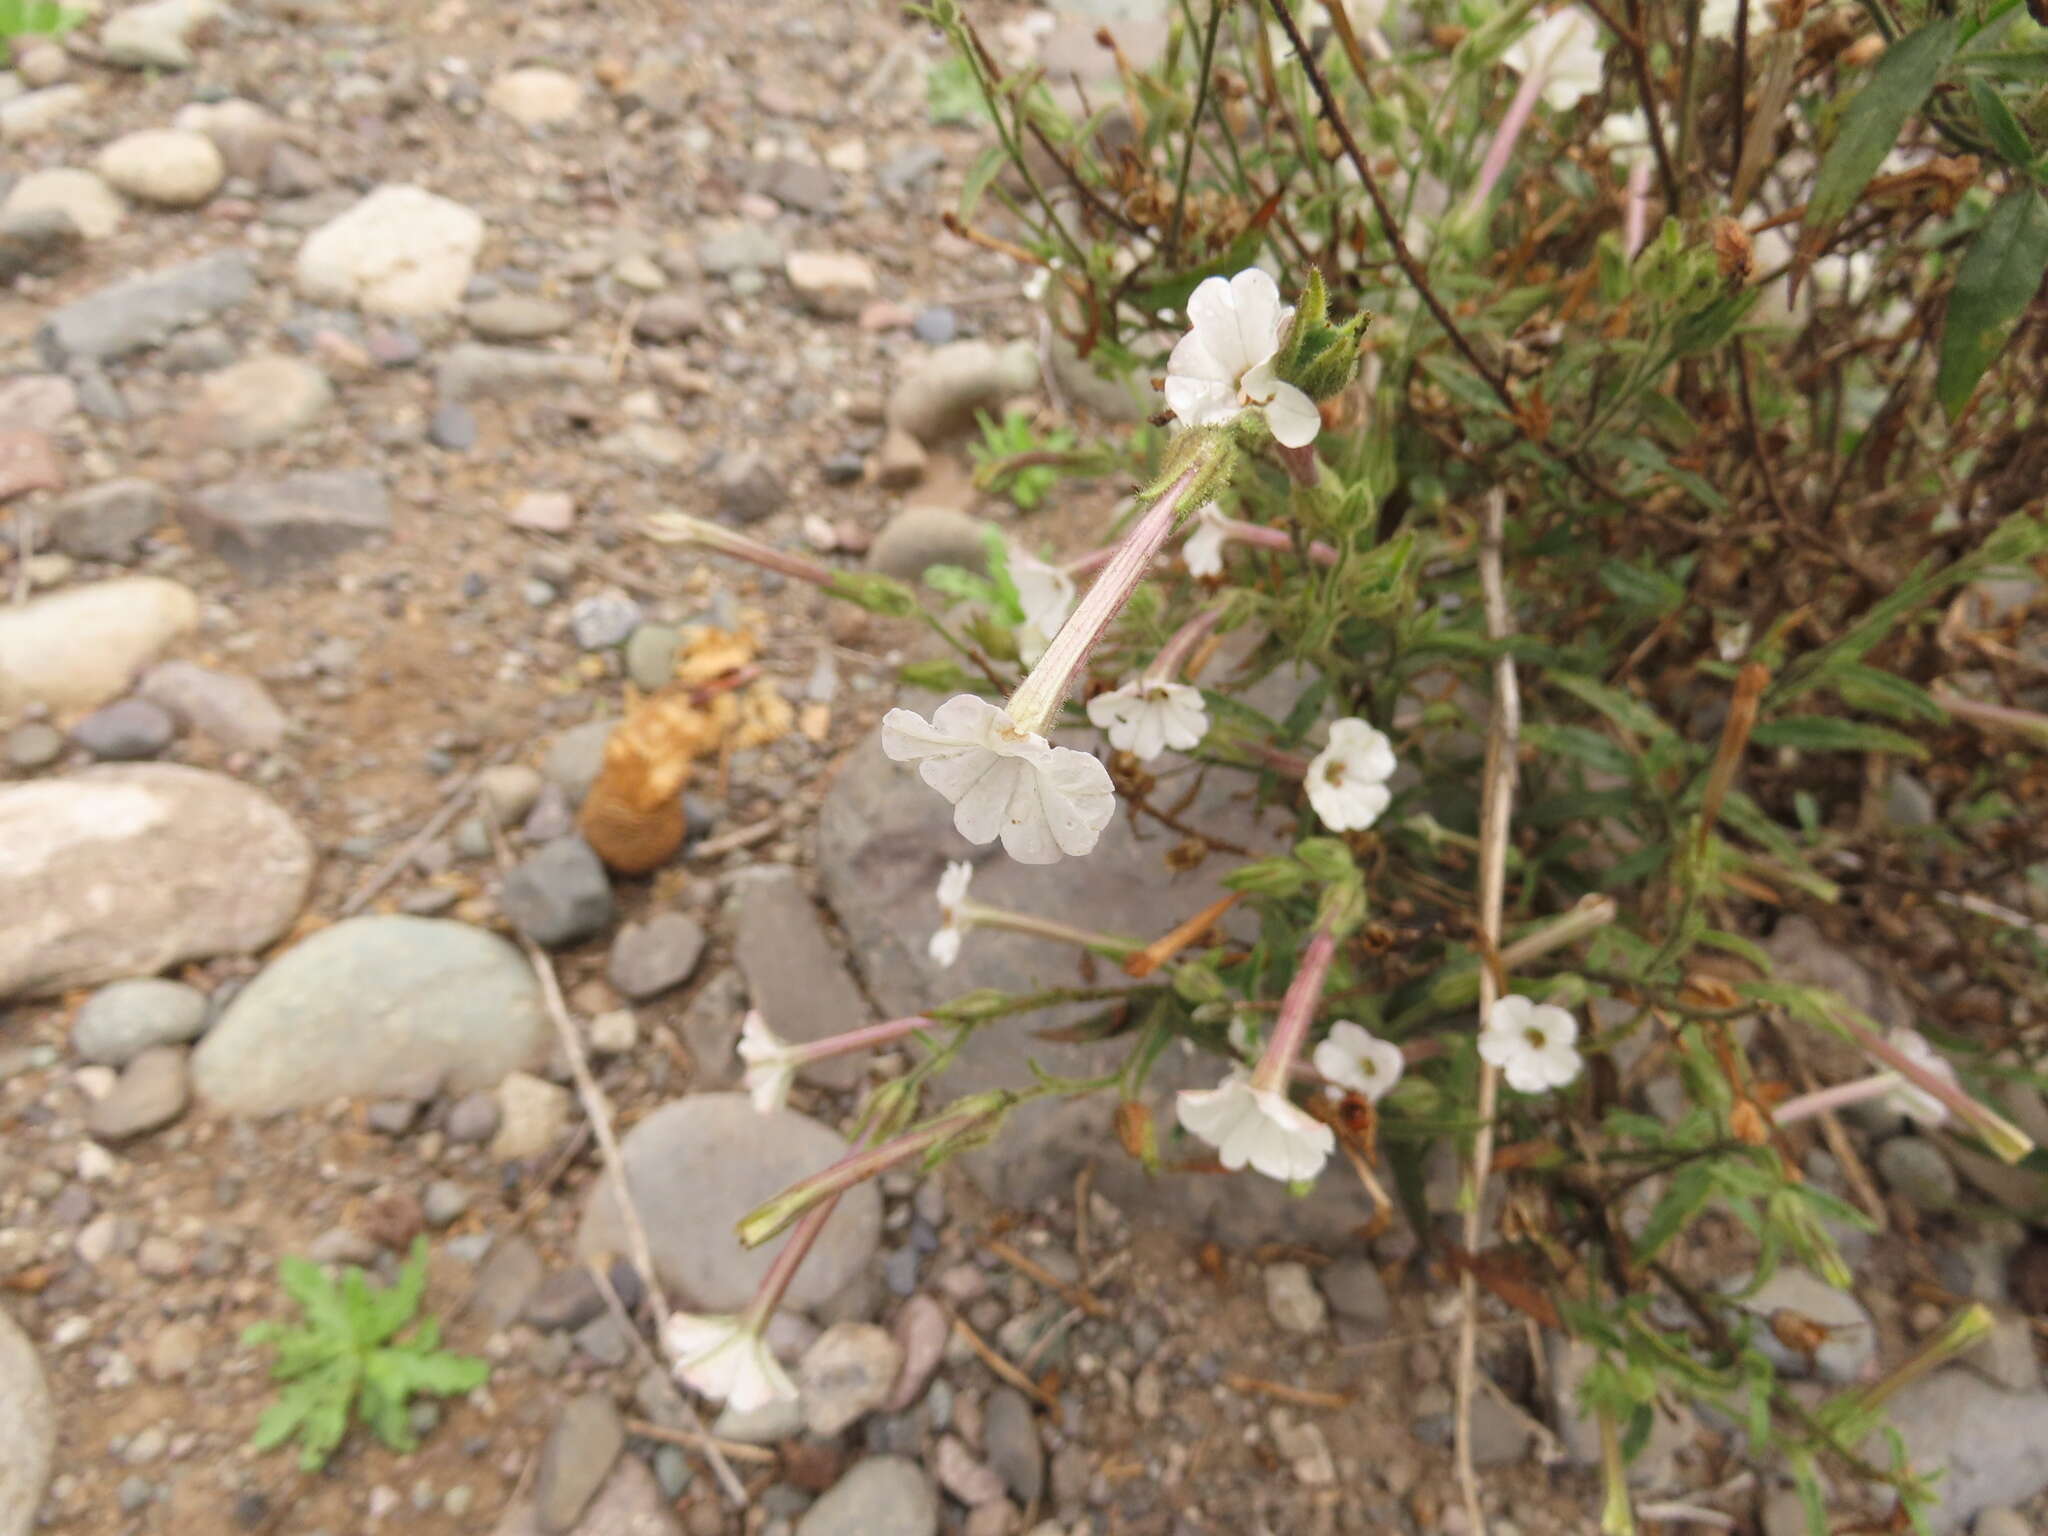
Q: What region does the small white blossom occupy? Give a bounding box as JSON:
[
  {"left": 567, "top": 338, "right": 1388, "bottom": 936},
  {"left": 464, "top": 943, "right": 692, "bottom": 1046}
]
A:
[
  {"left": 1183, "top": 504, "right": 1230, "bottom": 577},
  {"left": 1599, "top": 108, "right": 1652, "bottom": 166},
  {"left": 1086, "top": 678, "right": 1209, "bottom": 762},
  {"left": 1881, "top": 1027, "right": 1957, "bottom": 1126},
  {"left": 1504, "top": 7, "right": 1605, "bottom": 112},
  {"left": 737, "top": 1010, "right": 799, "bottom": 1115},
  {"left": 1164, "top": 269, "right": 1321, "bottom": 448},
  {"left": 929, "top": 860, "right": 974, "bottom": 967},
  {"left": 663, "top": 1312, "right": 796, "bottom": 1413},
  {"left": 1176, "top": 1069, "right": 1334, "bottom": 1183},
  {"left": 1698, "top": 0, "right": 1742, "bottom": 37},
  {"left": 1304, "top": 717, "right": 1398, "bottom": 832},
  {"left": 881, "top": 694, "right": 1116, "bottom": 864},
  {"left": 1479, "top": 995, "right": 1583, "bottom": 1094},
  {"left": 1009, "top": 547, "right": 1076, "bottom": 667},
  {"left": 1312, "top": 1020, "right": 1405, "bottom": 1102}
]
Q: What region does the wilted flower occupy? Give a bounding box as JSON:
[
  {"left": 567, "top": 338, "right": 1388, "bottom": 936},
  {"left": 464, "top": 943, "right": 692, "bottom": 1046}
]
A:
[
  {"left": 1087, "top": 678, "right": 1209, "bottom": 761},
  {"left": 1176, "top": 1068, "right": 1335, "bottom": 1182},
  {"left": 882, "top": 695, "right": 1116, "bottom": 864},
  {"left": 1503, "top": 6, "right": 1605, "bottom": 111},
  {"left": 662, "top": 1312, "right": 795, "bottom": 1413},
  {"left": 1164, "top": 269, "right": 1321, "bottom": 448},
  {"left": 1312, "top": 1020, "right": 1405, "bottom": 1102},
  {"left": 929, "top": 861, "right": 975, "bottom": 967},
  {"left": 1304, "top": 718, "right": 1398, "bottom": 832},
  {"left": 737, "top": 1010, "right": 801, "bottom": 1114},
  {"left": 1881, "top": 1027, "right": 1958, "bottom": 1126},
  {"left": 1479, "top": 995, "right": 1584, "bottom": 1093}
]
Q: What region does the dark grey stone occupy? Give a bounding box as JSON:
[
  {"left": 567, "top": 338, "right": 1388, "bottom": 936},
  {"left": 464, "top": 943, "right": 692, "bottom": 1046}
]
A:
[
  {"left": 499, "top": 836, "right": 613, "bottom": 948},
  {"left": 69, "top": 698, "right": 176, "bottom": 760},
  {"left": 0, "top": 207, "right": 83, "bottom": 283},
  {"left": 50, "top": 479, "right": 165, "bottom": 562},
  {"left": 38, "top": 252, "right": 256, "bottom": 366},
  {"left": 606, "top": 912, "right": 706, "bottom": 1000},
  {"left": 725, "top": 865, "right": 867, "bottom": 1090},
  {"left": 181, "top": 468, "right": 391, "bottom": 583}
]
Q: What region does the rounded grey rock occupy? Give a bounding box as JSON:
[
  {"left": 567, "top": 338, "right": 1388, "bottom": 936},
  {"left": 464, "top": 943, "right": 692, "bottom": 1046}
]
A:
[
  {"left": 578, "top": 1094, "right": 881, "bottom": 1312},
  {"left": 606, "top": 912, "right": 706, "bottom": 1000},
  {"left": 5, "top": 722, "right": 63, "bottom": 769},
  {"left": 544, "top": 719, "right": 615, "bottom": 802},
  {"left": 72, "top": 978, "right": 209, "bottom": 1065},
  {"left": 624, "top": 623, "right": 681, "bottom": 692},
  {"left": 1727, "top": 1266, "right": 1875, "bottom": 1384},
  {"left": 569, "top": 592, "right": 643, "bottom": 651},
  {"left": 445, "top": 1091, "right": 500, "bottom": 1144},
  {"left": 499, "top": 837, "right": 613, "bottom": 948},
  {"left": 1875, "top": 1134, "right": 1960, "bottom": 1214},
  {"left": 796, "top": 1457, "right": 937, "bottom": 1536},
  {"left": 85, "top": 1044, "right": 190, "bottom": 1141},
  {"left": 190, "top": 916, "right": 547, "bottom": 1114},
  {"left": 69, "top": 697, "right": 175, "bottom": 760},
  {"left": 866, "top": 506, "right": 989, "bottom": 584}
]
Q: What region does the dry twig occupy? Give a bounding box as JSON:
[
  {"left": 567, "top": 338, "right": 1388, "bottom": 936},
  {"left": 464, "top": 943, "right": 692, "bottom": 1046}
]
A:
[{"left": 1454, "top": 489, "right": 1520, "bottom": 1536}]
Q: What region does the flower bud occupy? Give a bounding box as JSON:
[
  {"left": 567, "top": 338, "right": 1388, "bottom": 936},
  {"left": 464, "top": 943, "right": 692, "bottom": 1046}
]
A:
[{"left": 1711, "top": 216, "right": 1753, "bottom": 283}]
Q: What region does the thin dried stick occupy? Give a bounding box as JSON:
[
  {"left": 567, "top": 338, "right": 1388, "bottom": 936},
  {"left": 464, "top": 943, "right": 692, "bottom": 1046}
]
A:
[
  {"left": 982, "top": 1237, "right": 1110, "bottom": 1317},
  {"left": 1455, "top": 489, "right": 1520, "bottom": 1536},
  {"left": 340, "top": 748, "right": 511, "bottom": 917},
  {"left": 621, "top": 1417, "right": 779, "bottom": 1465},
  {"left": 949, "top": 1312, "right": 1059, "bottom": 1409},
  {"left": 483, "top": 822, "right": 747, "bottom": 1514},
  {"left": 1222, "top": 1373, "right": 1351, "bottom": 1410},
  {"left": 589, "top": 1262, "right": 750, "bottom": 1506}
]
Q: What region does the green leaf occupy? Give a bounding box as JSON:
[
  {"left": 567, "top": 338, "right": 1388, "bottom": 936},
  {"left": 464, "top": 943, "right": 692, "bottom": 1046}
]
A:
[
  {"left": 1803, "top": 18, "right": 1960, "bottom": 255},
  {"left": 958, "top": 143, "right": 1008, "bottom": 221},
  {"left": 1522, "top": 722, "right": 1638, "bottom": 779},
  {"left": 921, "top": 563, "right": 998, "bottom": 605},
  {"left": 1830, "top": 664, "right": 1942, "bottom": 723},
  {"left": 1751, "top": 715, "right": 1929, "bottom": 759},
  {"left": 1967, "top": 78, "right": 2037, "bottom": 172},
  {"left": 1547, "top": 671, "right": 1674, "bottom": 741},
  {"left": 1632, "top": 1162, "right": 1718, "bottom": 1264},
  {"left": 1936, "top": 187, "right": 2048, "bottom": 419},
  {"left": 897, "top": 659, "right": 983, "bottom": 694},
  {"left": 0, "top": 0, "right": 80, "bottom": 35},
  {"left": 1597, "top": 558, "right": 1687, "bottom": 617}
]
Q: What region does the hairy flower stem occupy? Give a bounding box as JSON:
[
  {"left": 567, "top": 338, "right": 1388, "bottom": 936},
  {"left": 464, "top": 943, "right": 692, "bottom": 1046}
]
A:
[
  {"left": 1249, "top": 926, "right": 1338, "bottom": 1096},
  {"left": 740, "top": 1192, "right": 841, "bottom": 1332},
  {"left": 1216, "top": 514, "right": 1339, "bottom": 565},
  {"left": 1770, "top": 1072, "right": 1897, "bottom": 1127},
  {"left": 960, "top": 901, "right": 1142, "bottom": 958},
  {"left": 1622, "top": 155, "right": 1652, "bottom": 258},
  {"left": 788, "top": 1013, "right": 938, "bottom": 1071},
  {"left": 739, "top": 1103, "right": 1001, "bottom": 1248},
  {"left": 644, "top": 512, "right": 837, "bottom": 588},
  {"left": 1006, "top": 457, "right": 1209, "bottom": 735}
]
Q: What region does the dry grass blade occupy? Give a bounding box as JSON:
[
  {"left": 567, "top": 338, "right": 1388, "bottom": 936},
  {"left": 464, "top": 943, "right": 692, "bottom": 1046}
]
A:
[
  {"left": 1221, "top": 1373, "right": 1350, "bottom": 1410},
  {"left": 983, "top": 1235, "right": 1110, "bottom": 1317}
]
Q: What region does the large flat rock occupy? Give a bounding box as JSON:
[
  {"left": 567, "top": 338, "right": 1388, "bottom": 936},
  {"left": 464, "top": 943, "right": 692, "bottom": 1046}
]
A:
[
  {"left": 0, "top": 765, "right": 312, "bottom": 999},
  {"left": 0, "top": 1305, "right": 54, "bottom": 1536}
]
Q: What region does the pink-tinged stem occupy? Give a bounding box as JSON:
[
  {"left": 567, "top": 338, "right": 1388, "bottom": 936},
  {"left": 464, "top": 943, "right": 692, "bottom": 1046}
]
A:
[
  {"left": 1251, "top": 926, "right": 1338, "bottom": 1096},
  {"left": 1006, "top": 458, "right": 1207, "bottom": 735},
  {"left": 738, "top": 1104, "right": 1000, "bottom": 1247},
  {"left": 1771, "top": 1072, "right": 1894, "bottom": 1127},
  {"left": 1244, "top": 741, "right": 1311, "bottom": 780},
  {"left": 791, "top": 1013, "right": 937, "bottom": 1070},
  {"left": 1838, "top": 1014, "right": 2031, "bottom": 1162},
  {"left": 1218, "top": 515, "right": 1338, "bottom": 566},
  {"left": 1934, "top": 689, "right": 2048, "bottom": 750},
  {"left": 1623, "top": 155, "right": 1651, "bottom": 259},
  {"left": 1466, "top": 66, "right": 1547, "bottom": 213},
  {"left": 741, "top": 1191, "right": 841, "bottom": 1331},
  {"left": 647, "top": 513, "right": 837, "bottom": 588},
  {"left": 1147, "top": 604, "right": 1226, "bottom": 683}
]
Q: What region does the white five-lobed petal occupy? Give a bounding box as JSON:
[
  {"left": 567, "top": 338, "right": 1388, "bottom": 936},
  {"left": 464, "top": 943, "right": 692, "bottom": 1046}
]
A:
[
  {"left": 881, "top": 694, "right": 1115, "bottom": 864},
  {"left": 1182, "top": 504, "right": 1230, "bottom": 577},
  {"left": 737, "top": 1010, "right": 799, "bottom": 1115},
  {"left": 928, "top": 860, "right": 974, "bottom": 967},
  {"left": 1164, "top": 269, "right": 1321, "bottom": 448},
  {"left": 1086, "top": 678, "right": 1210, "bottom": 762},
  {"left": 1009, "top": 547, "right": 1076, "bottom": 667},
  {"left": 1312, "top": 1020, "right": 1405, "bottom": 1103},
  {"left": 1698, "top": 0, "right": 1742, "bottom": 37},
  {"left": 1304, "top": 717, "right": 1398, "bottom": 832},
  {"left": 663, "top": 1312, "right": 796, "bottom": 1413},
  {"left": 1503, "top": 6, "right": 1605, "bottom": 112},
  {"left": 1176, "top": 1069, "right": 1334, "bottom": 1183},
  {"left": 1478, "top": 995, "right": 1584, "bottom": 1094},
  {"left": 1881, "top": 1027, "right": 1956, "bottom": 1126}
]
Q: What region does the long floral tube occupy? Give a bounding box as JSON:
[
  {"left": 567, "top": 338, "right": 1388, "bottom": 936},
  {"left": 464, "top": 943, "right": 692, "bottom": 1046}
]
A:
[
  {"left": 1251, "top": 926, "right": 1338, "bottom": 1095},
  {"left": 1837, "top": 1014, "right": 2031, "bottom": 1162},
  {"left": 1147, "top": 604, "right": 1226, "bottom": 683},
  {"left": 1210, "top": 514, "right": 1339, "bottom": 567},
  {"left": 1006, "top": 456, "right": 1210, "bottom": 737},
  {"left": 740, "top": 1191, "right": 842, "bottom": 1331},
  {"left": 644, "top": 511, "right": 838, "bottom": 587}
]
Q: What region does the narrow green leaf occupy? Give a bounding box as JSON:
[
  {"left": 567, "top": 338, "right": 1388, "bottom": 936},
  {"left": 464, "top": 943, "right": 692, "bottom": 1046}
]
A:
[
  {"left": 1830, "top": 663, "right": 1942, "bottom": 723},
  {"left": 1751, "top": 715, "right": 1929, "bottom": 759},
  {"left": 1967, "top": 78, "right": 2037, "bottom": 172},
  {"left": 1804, "top": 19, "right": 1960, "bottom": 254},
  {"left": 1632, "top": 1162, "right": 1718, "bottom": 1263},
  {"left": 1597, "top": 557, "right": 1686, "bottom": 616},
  {"left": 1547, "top": 671, "right": 1674, "bottom": 741},
  {"left": 1937, "top": 188, "right": 2048, "bottom": 419},
  {"left": 958, "top": 142, "right": 1007, "bottom": 222}
]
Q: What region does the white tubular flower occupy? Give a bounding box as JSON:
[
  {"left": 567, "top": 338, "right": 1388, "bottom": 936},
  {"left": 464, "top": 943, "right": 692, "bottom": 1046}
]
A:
[
  {"left": 1479, "top": 995, "right": 1584, "bottom": 1094},
  {"left": 737, "top": 1010, "right": 800, "bottom": 1115},
  {"left": 1599, "top": 108, "right": 1652, "bottom": 166},
  {"left": 1881, "top": 1027, "right": 1957, "bottom": 1126},
  {"left": 663, "top": 1312, "right": 796, "bottom": 1413},
  {"left": 1312, "top": 1020, "right": 1405, "bottom": 1103},
  {"left": 1304, "top": 717, "right": 1398, "bottom": 832},
  {"left": 928, "top": 860, "right": 974, "bottom": 967},
  {"left": 881, "top": 694, "right": 1115, "bottom": 864},
  {"left": 1086, "top": 678, "right": 1209, "bottom": 762},
  {"left": 1182, "top": 504, "right": 1230, "bottom": 577},
  {"left": 1176, "top": 1068, "right": 1334, "bottom": 1183},
  {"left": 1009, "top": 547, "right": 1076, "bottom": 667},
  {"left": 1503, "top": 7, "right": 1604, "bottom": 111},
  {"left": 1163, "top": 269, "right": 1321, "bottom": 448}
]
